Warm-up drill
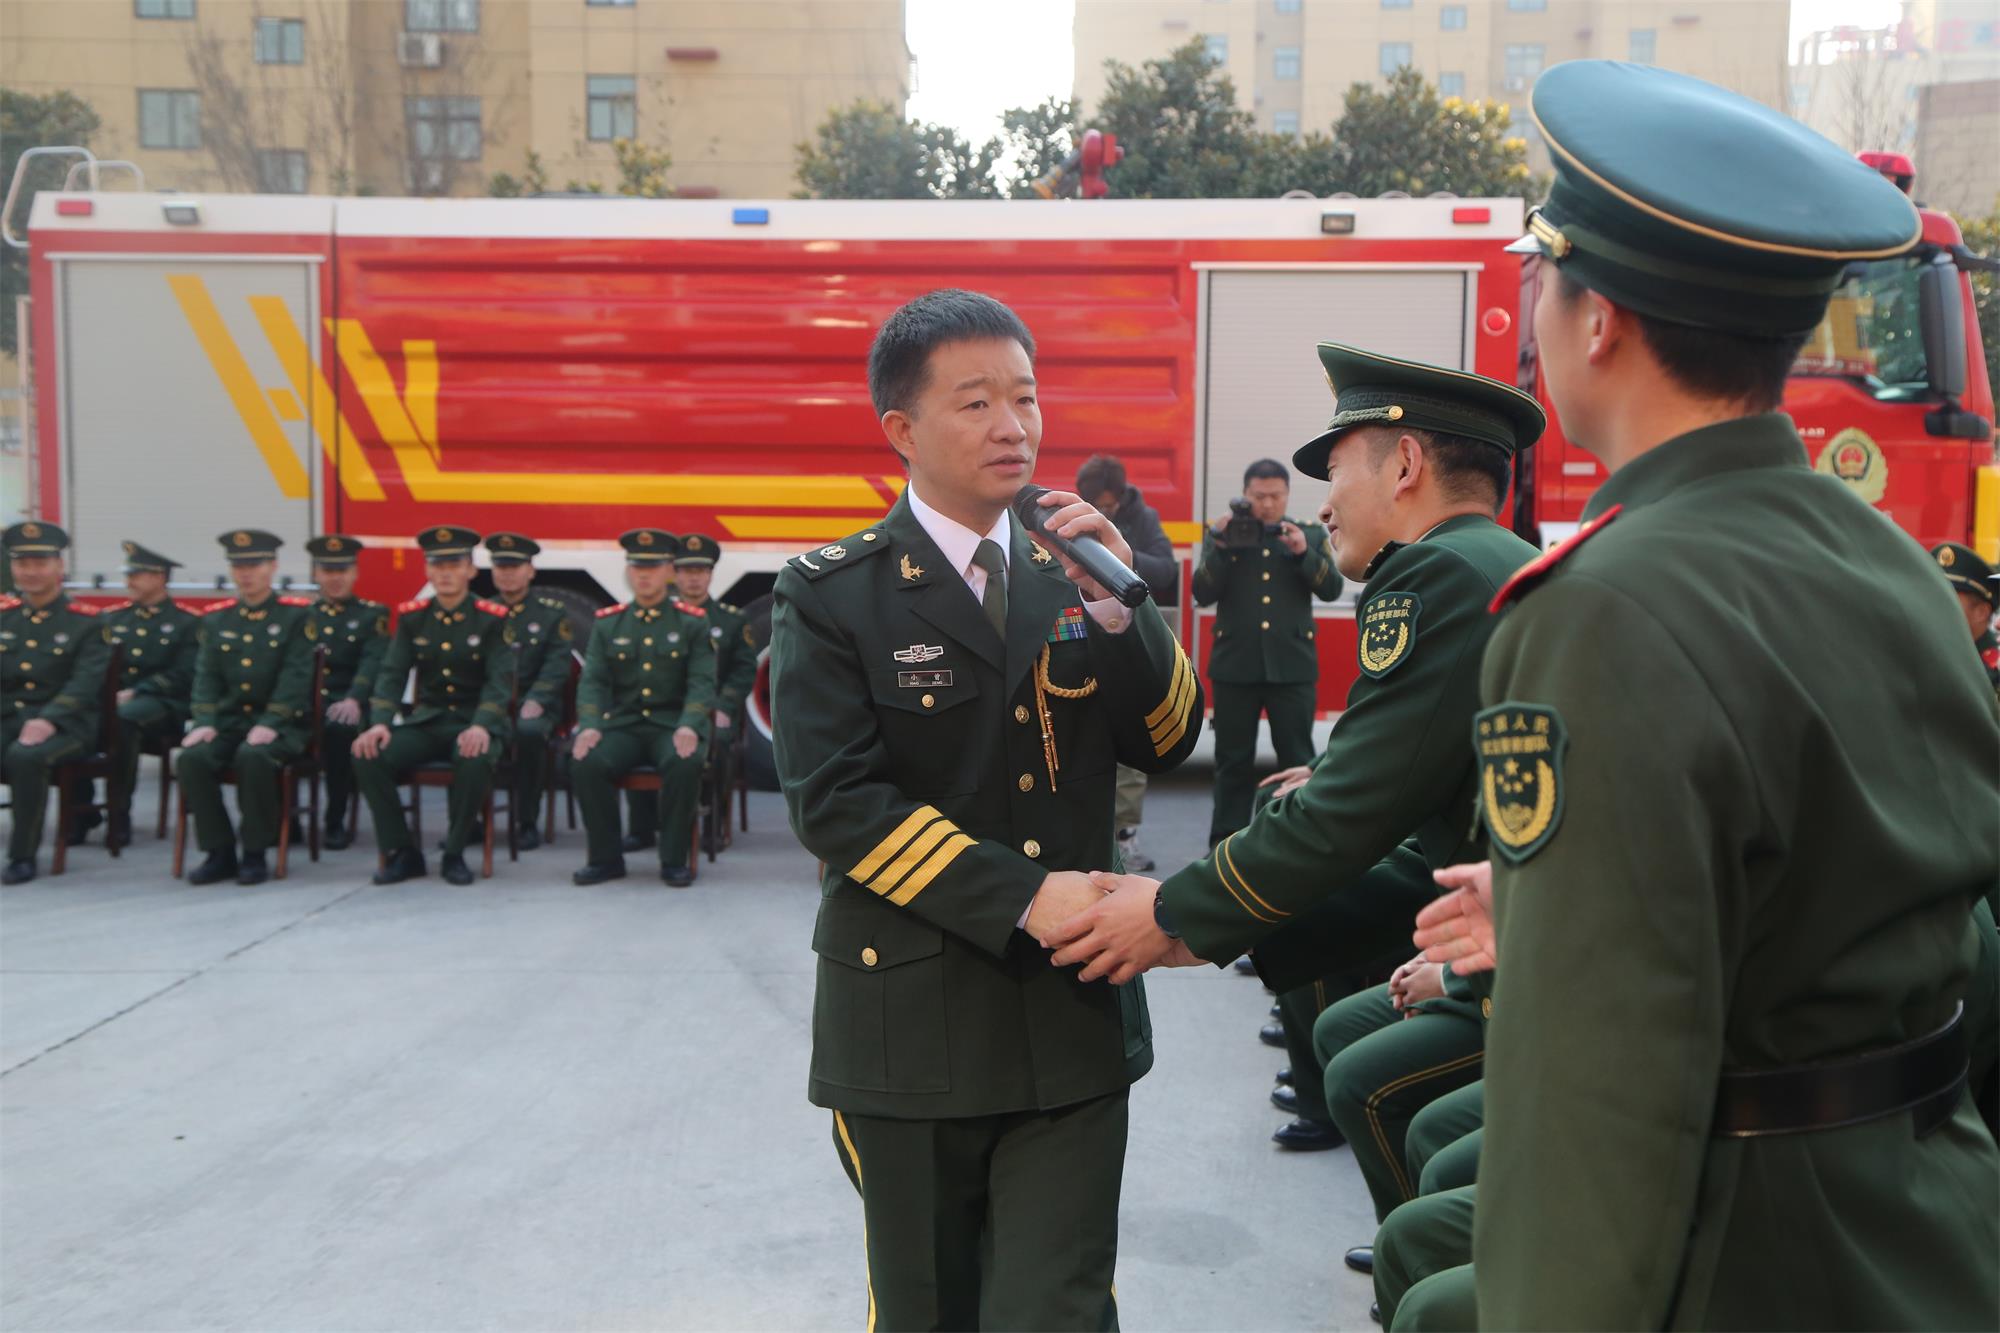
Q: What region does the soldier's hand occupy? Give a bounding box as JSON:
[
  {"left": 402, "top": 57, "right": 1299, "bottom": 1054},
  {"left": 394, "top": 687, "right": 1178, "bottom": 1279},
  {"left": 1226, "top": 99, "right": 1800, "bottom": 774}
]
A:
[
  {"left": 713, "top": 710, "right": 732, "bottom": 730},
  {"left": 1032, "top": 489, "right": 1135, "bottom": 603},
  {"left": 116, "top": 688, "right": 135, "bottom": 706},
  {"left": 1278, "top": 520, "right": 1308, "bottom": 556},
  {"left": 352, "top": 724, "right": 392, "bottom": 759},
  {"left": 181, "top": 725, "right": 217, "bottom": 748},
  {"left": 1047, "top": 872, "right": 1181, "bottom": 984},
  {"left": 326, "top": 698, "right": 362, "bottom": 726},
  {"left": 17, "top": 718, "right": 56, "bottom": 747},
  {"left": 1388, "top": 957, "right": 1446, "bottom": 1012},
  {"left": 519, "top": 700, "right": 544, "bottom": 720},
  {"left": 246, "top": 725, "right": 278, "bottom": 747},
  {"left": 457, "top": 725, "right": 491, "bottom": 759},
  {"left": 571, "top": 728, "right": 603, "bottom": 762},
  {"left": 1209, "top": 515, "right": 1231, "bottom": 535},
  {"left": 1024, "top": 871, "right": 1106, "bottom": 946},
  {"left": 673, "top": 726, "right": 699, "bottom": 759},
  {"left": 1413, "top": 861, "right": 1496, "bottom": 975},
  {"left": 1258, "top": 764, "right": 1313, "bottom": 798}
]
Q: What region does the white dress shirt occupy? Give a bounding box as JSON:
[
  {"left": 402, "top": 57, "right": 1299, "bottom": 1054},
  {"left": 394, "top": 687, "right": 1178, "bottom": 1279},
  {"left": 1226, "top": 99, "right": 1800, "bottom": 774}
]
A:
[{"left": 905, "top": 484, "right": 1132, "bottom": 633}]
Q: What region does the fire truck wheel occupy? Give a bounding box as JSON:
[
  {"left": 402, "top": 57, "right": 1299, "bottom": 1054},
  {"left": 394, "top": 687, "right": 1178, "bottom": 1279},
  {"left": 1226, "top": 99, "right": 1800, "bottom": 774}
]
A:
[{"left": 535, "top": 584, "right": 603, "bottom": 650}]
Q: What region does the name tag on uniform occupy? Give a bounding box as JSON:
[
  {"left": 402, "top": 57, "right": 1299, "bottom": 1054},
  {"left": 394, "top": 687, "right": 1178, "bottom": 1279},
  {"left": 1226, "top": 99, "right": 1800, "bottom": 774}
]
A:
[{"left": 898, "top": 670, "right": 952, "bottom": 688}]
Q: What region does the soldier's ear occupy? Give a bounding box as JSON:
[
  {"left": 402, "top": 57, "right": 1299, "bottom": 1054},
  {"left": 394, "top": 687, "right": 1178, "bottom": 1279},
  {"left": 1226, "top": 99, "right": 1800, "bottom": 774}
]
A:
[{"left": 881, "top": 409, "right": 918, "bottom": 468}]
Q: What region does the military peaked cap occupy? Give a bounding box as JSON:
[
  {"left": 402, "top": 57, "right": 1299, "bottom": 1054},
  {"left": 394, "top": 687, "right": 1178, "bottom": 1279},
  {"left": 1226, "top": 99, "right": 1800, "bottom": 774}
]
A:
[
  {"left": 417, "top": 526, "right": 481, "bottom": 560},
  {"left": 2, "top": 521, "right": 69, "bottom": 555},
  {"left": 675, "top": 533, "right": 722, "bottom": 568},
  {"left": 121, "top": 540, "right": 180, "bottom": 573},
  {"left": 305, "top": 534, "right": 364, "bottom": 568},
  {"left": 218, "top": 528, "right": 283, "bottom": 562},
  {"left": 1931, "top": 543, "right": 1997, "bottom": 606},
  {"left": 483, "top": 532, "right": 541, "bottom": 565},
  {"left": 1293, "top": 344, "right": 1546, "bottom": 481}
]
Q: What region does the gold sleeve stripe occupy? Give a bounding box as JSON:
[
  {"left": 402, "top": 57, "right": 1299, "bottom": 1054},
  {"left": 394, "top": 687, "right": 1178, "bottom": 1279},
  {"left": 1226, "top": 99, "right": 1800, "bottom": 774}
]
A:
[
  {"left": 850, "top": 805, "right": 943, "bottom": 885},
  {"left": 1217, "top": 834, "right": 1289, "bottom": 921},
  {"left": 886, "top": 833, "right": 976, "bottom": 906},
  {"left": 1149, "top": 656, "right": 1194, "bottom": 746},
  {"left": 1153, "top": 692, "right": 1194, "bottom": 757},
  {"left": 868, "top": 817, "right": 959, "bottom": 897},
  {"left": 1145, "top": 646, "right": 1193, "bottom": 729}
]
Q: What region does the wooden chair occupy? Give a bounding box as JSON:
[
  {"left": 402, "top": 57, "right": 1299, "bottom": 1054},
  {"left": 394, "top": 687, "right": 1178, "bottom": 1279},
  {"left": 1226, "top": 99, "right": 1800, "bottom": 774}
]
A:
[
  {"left": 48, "top": 645, "right": 124, "bottom": 875},
  {"left": 171, "top": 648, "right": 327, "bottom": 880},
  {"left": 540, "top": 657, "right": 581, "bottom": 844}
]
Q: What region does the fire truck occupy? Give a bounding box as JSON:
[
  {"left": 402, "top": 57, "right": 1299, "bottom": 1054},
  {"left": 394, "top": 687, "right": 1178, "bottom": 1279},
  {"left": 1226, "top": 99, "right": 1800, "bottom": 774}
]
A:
[{"left": 6, "top": 149, "right": 1994, "bottom": 784}]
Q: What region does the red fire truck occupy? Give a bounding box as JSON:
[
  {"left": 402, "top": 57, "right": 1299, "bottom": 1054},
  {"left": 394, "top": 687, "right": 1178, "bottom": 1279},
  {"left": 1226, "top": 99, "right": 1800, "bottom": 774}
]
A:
[{"left": 7, "top": 153, "right": 1993, "bottom": 783}]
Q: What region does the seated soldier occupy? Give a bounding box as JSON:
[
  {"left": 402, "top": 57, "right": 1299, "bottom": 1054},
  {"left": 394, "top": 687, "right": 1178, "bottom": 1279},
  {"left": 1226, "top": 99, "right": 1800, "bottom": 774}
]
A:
[
  {"left": 483, "top": 533, "right": 572, "bottom": 851},
  {"left": 100, "top": 541, "right": 200, "bottom": 848},
  {"left": 304, "top": 535, "right": 389, "bottom": 851},
  {"left": 570, "top": 529, "right": 716, "bottom": 888},
  {"left": 351, "top": 526, "right": 515, "bottom": 886}
]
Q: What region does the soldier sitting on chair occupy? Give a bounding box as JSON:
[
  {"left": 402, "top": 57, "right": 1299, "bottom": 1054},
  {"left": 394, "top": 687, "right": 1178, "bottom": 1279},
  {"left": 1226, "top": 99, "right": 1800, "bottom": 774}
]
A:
[
  {"left": 303, "top": 535, "right": 389, "bottom": 851},
  {"left": 351, "top": 526, "right": 516, "bottom": 887},
  {"left": 483, "top": 532, "right": 573, "bottom": 851},
  {"left": 1, "top": 522, "right": 112, "bottom": 885},
  {"left": 98, "top": 541, "right": 200, "bottom": 850},
  {"left": 570, "top": 529, "right": 715, "bottom": 888},
  {"left": 177, "top": 529, "right": 317, "bottom": 886}
]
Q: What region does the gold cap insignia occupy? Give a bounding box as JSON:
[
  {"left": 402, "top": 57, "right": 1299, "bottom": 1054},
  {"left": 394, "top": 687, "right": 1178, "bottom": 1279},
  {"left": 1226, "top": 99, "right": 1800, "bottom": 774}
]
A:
[
  {"left": 637, "top": 532, "right": 654, "bottom": 546},
  {"left": 233, "top": 531, "right": 251, "bottom": 547},
  {"left": 123, "top": 542, "right": 136, "bottom": 555},
  {"left": 326, "top": 537, "right": 343, "bottom": 551},
  {"left": 1939, "top": 546, "right": 1956, "bottom": 568},
  {"left": 434, "top": 527, "right": 451, "bottom": 542},
  {"left": 687, "top": 538, "right": 702, "bottom": 551},
  {"left": 821, "top": 544, "right": 846, "bottom": 560},
  {"left": 21, "top": 522, "right": 40, "bottom": 538},
  {"left": 496, "top": 536, "right": 513, "bottom": 548}
]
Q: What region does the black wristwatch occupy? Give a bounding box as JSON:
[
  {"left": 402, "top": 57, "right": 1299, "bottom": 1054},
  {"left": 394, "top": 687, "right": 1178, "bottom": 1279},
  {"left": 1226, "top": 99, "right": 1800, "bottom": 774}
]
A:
[{"left": 1154, "top": 890, "right": 1181, "bottom": 940}]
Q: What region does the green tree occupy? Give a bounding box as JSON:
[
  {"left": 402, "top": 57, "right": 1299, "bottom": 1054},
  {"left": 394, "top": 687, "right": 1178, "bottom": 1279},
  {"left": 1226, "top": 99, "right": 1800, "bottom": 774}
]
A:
[
  {"left": 611, "top": 138, "right": 672, "bottom": 198},
  {"left": 1089, "top": 40, "right": 1263, "bottom": 198},
  {"left": 488, "top": 149, "right": 550, "bottom": 198},
  {"left": 794, "top": 100, "right": 1000, "bottom": 199},
  {"left": 1, "top": 89, "right": 100, "bottom": 356},
  {"left": 1330, "top": 67, "right": 1542, "bottom": 200},
  {"left": 1958, "top": 200, "right": 2000, "bottom": 408},
  {"left": 998, "top": 97, "right": 1076, "bottom": 198}
]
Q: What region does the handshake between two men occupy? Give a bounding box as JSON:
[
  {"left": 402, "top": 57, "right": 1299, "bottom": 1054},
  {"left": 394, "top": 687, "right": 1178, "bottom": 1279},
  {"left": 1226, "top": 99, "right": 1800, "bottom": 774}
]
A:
[{"left": 1020, "top": 858, "right": 1501, "bottom": 987}]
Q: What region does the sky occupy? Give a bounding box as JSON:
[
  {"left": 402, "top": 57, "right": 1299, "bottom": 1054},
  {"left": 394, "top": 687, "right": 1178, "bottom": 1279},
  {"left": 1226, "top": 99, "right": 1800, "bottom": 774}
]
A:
[{"left": 904, "top": 0, "right": 1911, "bottom": 141}]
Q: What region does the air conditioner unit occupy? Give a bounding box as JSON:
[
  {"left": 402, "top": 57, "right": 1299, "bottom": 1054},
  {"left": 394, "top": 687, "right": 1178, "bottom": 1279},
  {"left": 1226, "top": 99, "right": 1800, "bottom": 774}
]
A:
[{"left": 398, "top": 32, "right": 444, "bottom": 68}]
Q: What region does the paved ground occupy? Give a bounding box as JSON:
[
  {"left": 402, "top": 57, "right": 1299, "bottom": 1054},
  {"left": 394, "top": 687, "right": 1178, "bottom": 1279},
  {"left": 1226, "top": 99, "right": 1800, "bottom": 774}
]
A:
[{"left": 2, "top": 737, "right": 1384, "bottom": 1331}]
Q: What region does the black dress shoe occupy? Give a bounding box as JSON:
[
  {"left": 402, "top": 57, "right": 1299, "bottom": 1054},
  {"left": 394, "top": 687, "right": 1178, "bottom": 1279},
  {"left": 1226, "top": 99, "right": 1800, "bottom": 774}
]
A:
[
  {"left": 1259, "top": 1022, "right": 1286, "bottom": 1048},
  {"left": 372, "top": 846, "right": 427, "bottom": 885},
  {"left": 1370, "top": 1301, "right": 1381, "bottom": 1326},
  {"left": 1344, "top": 1246, "right": 1374, "bottom": 1275},
  {"left": 236, "top": 853, "right": 269, "bottom": 886},
  {"left": 323, "top": 823, "right": 352, "bottom": 851},
  {"left": 187, "top": 850, "right": 240, "bottom": 885},
  {"left": 440, "top": 852, "right": 475, "bottom": 886},
  {"left": 662, "top": 865, "right": 695, "bottom": 888},
  {"left": 517, "top": 825, "right": 542, "bottom": 852},
  {"left": 572, "top": 859, "right": 627, "bottom": 886},
  {"left": 66, "top": 807, "right": 102, "bottom": 846},
  {"left": 620, "top": 831, "right": 656, "bottom": 853},
  {"left": 1271, "top": 1085, "right": 1300, "bottom": 1113},
  {"left": 1271, "top": 1119, "right": 1345, "bottom": 1151},
  {"left": 1, "top": 859, "right": 36, "bottom": 885},
  {"left": 1269, "top": 1002, "right": 1281, "bottom": 1018},
  {"left": 1276, "top": 1067, "right": 1294, "bottom": 1086},
  {"left": 1235, "top": 956, "right": 1259, "bottom": 976},
  {"left": 107, "top": 810, "right": 132, "bottom": 850}
]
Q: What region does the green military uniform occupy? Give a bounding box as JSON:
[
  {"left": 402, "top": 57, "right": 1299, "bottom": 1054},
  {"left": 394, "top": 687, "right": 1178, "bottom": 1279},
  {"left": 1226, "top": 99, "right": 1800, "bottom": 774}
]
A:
[
  {"left": 484, "top": 534, "right": 574, "bottom": 838},
  {"left": 627, "top": 533, "right": 757, "bottom": 848},
  {"left": 1456, "top": 61, "right": 1998, "bottom": 1329},
  {"left": 101, "top": 542, "right": 200, "bottom": 843},
  {"left": 176, "top": 530, "right": 317, "bottom": 875},
  {"left": 771, "top": 491, "right": 1203, "bottom": 1330},
  {"left": 1191, "top": 512, "right": 1341, "bottom": 844},
  {"left": 1930, "top": 541, "right": 2000, "bottom": 696},
  {"left": 572, "top": 530, "right": 715, "bottom": 884},
  {"left": 1, "top": 522, "right": 112, "bottom": 881},
  {"left": 353, "top": 527, "right": 515, "bottom": 874},
  {"left": 303, "top": 535, "right": 389, "bottom": 846}
]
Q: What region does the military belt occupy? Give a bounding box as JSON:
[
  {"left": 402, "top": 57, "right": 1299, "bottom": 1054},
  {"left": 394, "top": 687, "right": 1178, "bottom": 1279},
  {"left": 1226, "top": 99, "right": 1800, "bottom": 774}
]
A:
[{"left": 1711, "top": 1003, "right": 1966, "bottom": 1140}]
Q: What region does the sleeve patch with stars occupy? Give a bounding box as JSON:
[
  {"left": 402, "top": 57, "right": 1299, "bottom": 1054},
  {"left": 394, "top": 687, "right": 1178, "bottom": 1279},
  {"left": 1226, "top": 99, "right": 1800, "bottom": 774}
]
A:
[
  {"left": 1475, "top": 703, "right": 1567, "bottom": 864},
  {"left": 1357, "top": 590, "right": 1420, "bottom": 678}
]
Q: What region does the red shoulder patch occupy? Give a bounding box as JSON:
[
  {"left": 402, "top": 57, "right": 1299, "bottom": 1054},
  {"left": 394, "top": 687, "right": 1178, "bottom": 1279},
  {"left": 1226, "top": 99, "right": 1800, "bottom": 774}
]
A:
[
  {"left": 115, "top": 599, "right": 135, "bottom": 611},
  {"left": 1983, "top": 647, "right": 1999, "bottom": 670},
  {"left": 475, "top": 599, "right": 508, "bottom": 617},
  {"left": 0, "top": 594, "right": 21, "bottom": 611},
  {"left": 279, "top": 594, "right": 313, "bottom": 608},
  {"left": 596, "top": 603, "right": 626, "bottom": 619},
  {"left": 396, "top": 598, "right": 427, "bottom": 615},
  {"left": 1490, "top": 505, "right": 1623, "bottom": 614},
  {"left": 69, "top": 601, "right": 100, "bottom": 617},
  {"left": 674, "top": 600, "right": 707, "bottom": 619},
  {"left": 204, "top": 599, "right": 236, "bottom": 615}
]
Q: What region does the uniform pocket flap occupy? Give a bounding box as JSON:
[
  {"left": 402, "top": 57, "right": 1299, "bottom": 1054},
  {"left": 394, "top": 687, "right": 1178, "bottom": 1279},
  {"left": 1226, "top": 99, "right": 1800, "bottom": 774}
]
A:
[
  {"left": 813, "top": 894, "right": 947, "bottom": 972},
  {"left": 865, "top": 666, "right": 981, "bottom": 717}
]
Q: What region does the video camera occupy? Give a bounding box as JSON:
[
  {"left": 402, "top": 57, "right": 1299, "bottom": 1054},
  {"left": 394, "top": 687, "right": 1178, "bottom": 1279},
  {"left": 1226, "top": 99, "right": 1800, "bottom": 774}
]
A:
[{"left": 1217, "top": 497, "right": 1281, "bottom": 550}]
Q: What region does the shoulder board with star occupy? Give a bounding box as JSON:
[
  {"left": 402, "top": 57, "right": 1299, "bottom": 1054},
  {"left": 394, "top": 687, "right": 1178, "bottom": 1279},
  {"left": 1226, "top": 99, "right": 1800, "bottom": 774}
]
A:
[
  {"left": 787, "top": 529, "right": 888, "bottom": 581},
  {"left": 1490, "top": 506, "right": 1623, "bottom": 614},
  {"left": 674, "top": 599, "right": 706, "bottom": 619},
  {"left": 718, "top": 600, "right": 739, "bottom": 615},
  {"left": 279, "top": 594, "right": 313, "bottom": 608},
  {"left": 68, "top": 601, "right": 100, "bottom": 617},
  {"left": 0, "top": 594, "right": 20, "bottom": 611},
  {"left": 475, "top": 599, "right": 508, "bottom": 617},
  {"left": 537, "top": 594, "right": 566, "bottom": 610},
  {"left": 596, "top": 603, "right": 627, "bottom": 619},
  {"left": 396, "top": 598, "right": 428, "bottom": 615}
]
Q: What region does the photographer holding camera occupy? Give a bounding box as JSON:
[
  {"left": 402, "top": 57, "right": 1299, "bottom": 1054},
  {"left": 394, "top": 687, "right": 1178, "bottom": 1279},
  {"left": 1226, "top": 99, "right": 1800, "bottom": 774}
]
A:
[{"left": 1194, "top": 458, "right": 1341, "bottom": 846}]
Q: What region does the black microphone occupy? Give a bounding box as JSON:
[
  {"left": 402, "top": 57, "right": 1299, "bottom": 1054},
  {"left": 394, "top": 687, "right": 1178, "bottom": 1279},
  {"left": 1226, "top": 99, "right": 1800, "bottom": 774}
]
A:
[{"left": 1012, "top": 485, "right": 1152, "bottom": 609}]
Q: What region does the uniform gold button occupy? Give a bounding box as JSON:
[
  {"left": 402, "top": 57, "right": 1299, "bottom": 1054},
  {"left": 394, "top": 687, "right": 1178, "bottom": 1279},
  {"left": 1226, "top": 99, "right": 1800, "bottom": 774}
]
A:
[
  {"left": 861, "top": 947, "right": 879, "bottom": 967},
  {"left": 131, "top": 648, "right": 144, "bottom": 657},
  {"left": 1023, "top": 839, "right": 1041, "bottom": 858},
  {"left": 1018, "top": 774, "right": 1034, "bottom": 792},
  {"left": 1261, "top": 571, "right": 1271, "bottom": 581},
  {"left": 1261, "top": 548, "right": 1270, "bottom": 558},
  {"left": 1261, "top": 595, "right": 1271, "bottom": 604},
  {"left": 1107, "top": 617, "right": 1123, "bottom": 629},
  {"left": 240, "top": 657, "right": 252, "bottom": 667},
  {"left": 1014, "top": 705, "right": 1030, "bottom": 724},
  {"left": 1481, "top": 998, "right": 1493, "bottom": 1019},
  {"left": 24, "top": 640, "right": 36, "bottom": 648},
  {"left": 921, "top": 693, "right": 935, "bottom": 708},
  {"left": 240, "top": 682, "right": 253, "bottom": 691},
  {"left": 643, "top": 638, "right": 652, "bottom": 646},
  {"left": 440, "top": 642, "right": 451, "bottom": 652},
  {"left": 861, "top": 532, "right": 878, "bottom": 542},
  {"left": 442, "top": 667, "right": 452, "bottom": 676},
  {"left": 642, "top": 662, "right": 652, "bottom": 671},
  {"left": 18, "top": 660, "right": 29, "bottom": 670},
  {"left": 21, "top": 681, "right": 34, "bottom": 690},
  {"left": 1260, "top": 620, "right": 1270, "bottom": 630},
  {"left": 642, "top": 687, "right": 652, "bottom": 696}
]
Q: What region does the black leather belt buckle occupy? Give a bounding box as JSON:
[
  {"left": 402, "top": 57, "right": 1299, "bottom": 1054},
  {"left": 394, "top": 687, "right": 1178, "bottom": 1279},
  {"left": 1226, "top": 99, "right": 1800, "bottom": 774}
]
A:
[{"left": 1712, "top": 1003, "right": 1967, "bottom": 1140}]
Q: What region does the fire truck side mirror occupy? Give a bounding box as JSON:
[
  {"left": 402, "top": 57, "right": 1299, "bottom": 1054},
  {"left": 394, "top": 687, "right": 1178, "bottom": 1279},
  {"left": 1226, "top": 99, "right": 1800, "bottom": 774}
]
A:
[{"left": 1917, "top": 255, "right": 1967, "bottom": 403}]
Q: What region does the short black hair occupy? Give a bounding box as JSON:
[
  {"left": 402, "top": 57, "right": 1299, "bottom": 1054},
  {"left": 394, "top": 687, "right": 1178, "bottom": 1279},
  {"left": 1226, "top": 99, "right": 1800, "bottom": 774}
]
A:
[
  {"left": 1555, "top": 269, "right": 1806, "bottom": 414},
  {"left": 868, "top": 289, "right": 1037, "bottom": 417},
  {"left": 1364, "top": 428, "right": 1511, "bottom": 510},
  {"left": 1077, "top": 455, "right": 1127, "bottom": 499},
  {"left": 1243, "top": 458, "right": 1291, "bottom": 488}
]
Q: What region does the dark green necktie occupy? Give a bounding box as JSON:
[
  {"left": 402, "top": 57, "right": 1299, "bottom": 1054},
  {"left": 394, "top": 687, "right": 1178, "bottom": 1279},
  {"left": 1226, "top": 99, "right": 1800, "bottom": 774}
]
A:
[{"left": 972, "top": 539, "right": 1007, "bottom": 637}]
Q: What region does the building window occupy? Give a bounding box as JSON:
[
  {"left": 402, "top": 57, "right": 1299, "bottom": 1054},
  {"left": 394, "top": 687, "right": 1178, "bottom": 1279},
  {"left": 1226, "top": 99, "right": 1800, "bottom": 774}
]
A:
[
  {"left": 1273, "top": 109, "right": 1300, "bottom": 135},
  {"left": 1507, "top": 0, "right": 1547, "bottom": 9},
  {"left": 256, "top": 149, "right": 309, "bottom": 193},
  {"left": 1204, "top": 33, "right": 1229, "bottom": 63},
  {"left": 1439, "top": 71, "right": 1466, "bottom": 97},
  {"left": 1628, "top": 28, "right": 1656, "bottom": 64},
  {"left": 586, "top": 75, "right": 636, "bottom": 141},
  {"left": 1504, "top": 43, "right": 1545, "bottom": 87},
  {"left": 407, "top": 95, "right": 482, "bottom": 162},
  {"left": 1274, "top": 46, "right": 1300, "bottom": 80},
  {"left": 1441, "top": 5, "right": 1467, "bottom": 30},
  {"left": 1380, "top": 42, "right": 1413, "bottom": 76},
  {"left": 254, "top": 17, "right": 305, "bottom": 64},
  {"left": 135, "top": 0, "right": 194, "bottom": 17},
  {"left": 1274, "top": 0, "right": 1301, "bottom": 11},
  {"left": 138, "top": 90, "right": 201, "bottom": 149},
  {"left": 405, "top": 0, "right": 477, "bottom": 32}
]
